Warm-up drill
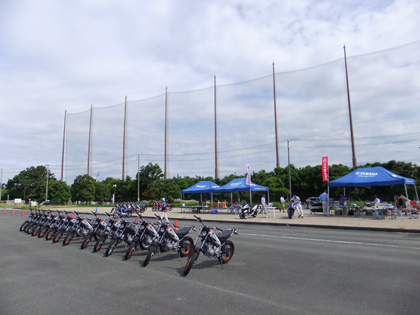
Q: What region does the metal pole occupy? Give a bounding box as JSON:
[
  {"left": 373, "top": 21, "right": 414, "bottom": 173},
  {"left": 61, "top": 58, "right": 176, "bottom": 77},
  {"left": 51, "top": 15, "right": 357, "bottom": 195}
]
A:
[
  {"left": 214, "top": 76, "right": 218, "bottom": 179},
  {"left": 272, "top": 63, "right": 280, "bottom": 168},
  {"left": 61, "top": 110, "right": 67, "bottom": 182},
  {"left": 288, "top": 140, "right": 292, "bottom": 200},
  {"left": 164, "top": 87, "right": 168, "bottom": 179},
  {"left": 87, "top": 105, "right": 93, "bottom": 176},
  {"left": 0, "top": 168, "right": 2, "bottom": 201},
  {"left": 344, "top": 45, "right": 357, "bottom": 167},
  {"left": 45, "top": 165, "right": 49, "bottom": 201},
  {"left": 122, "top": 96, "right": 127, "bottom": 181},
  {"left": 138, "top": 155, "right": 140, "bottom": 202}
]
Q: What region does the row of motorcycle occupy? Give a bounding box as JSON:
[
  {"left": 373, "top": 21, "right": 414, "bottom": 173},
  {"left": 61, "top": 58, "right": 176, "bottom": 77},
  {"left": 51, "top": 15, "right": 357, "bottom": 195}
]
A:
[{"left": 18, "top": 209, "right": 237, "bottom": 276}]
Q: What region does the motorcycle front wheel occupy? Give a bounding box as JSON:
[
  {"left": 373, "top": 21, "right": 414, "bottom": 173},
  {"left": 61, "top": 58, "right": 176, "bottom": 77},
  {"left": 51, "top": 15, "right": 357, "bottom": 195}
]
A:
[
  {"left": 81, "top": 235, "right": 92, "bottom": 250},
  {"left": 143, "top": 244, "right": 158, "bottom": 267},
  {"left": 104, "top": 240, "right": 117, "bottom": 257},
  {"left": 183, "top": 248, "right": 199, "bottom": 276},
  {"left": 124, "top": 242, "right": 138, "bottom": 260},
  {"left": 93, "top": 237, "right": 106, "bottom": 252},
  {"left": 218, "top": 240, "right": 234, "bottom": 264},
  {"left": 63, "top": 232, "right": 74, "bottom": 246},
  {"left": 52, "top": 231, "right": 64, "bottom": 244}
]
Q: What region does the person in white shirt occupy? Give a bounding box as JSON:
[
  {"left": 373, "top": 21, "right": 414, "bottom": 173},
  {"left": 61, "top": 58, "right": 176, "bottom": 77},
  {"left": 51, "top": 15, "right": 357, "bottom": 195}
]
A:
[
  {"left": 261, "top": 195, "right": 267, "bottom": 214},
  {"left": 291, "top": 194, "right": 303, "bottom": 218}
]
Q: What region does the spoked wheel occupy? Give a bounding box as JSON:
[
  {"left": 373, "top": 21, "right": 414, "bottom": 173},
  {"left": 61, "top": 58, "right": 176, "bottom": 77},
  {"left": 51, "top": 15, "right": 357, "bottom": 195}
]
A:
[
  {"left": 81, "top": 235, "right": 92, "bottom": 250},
  {"left": 179, "top": 236, "right": 194, "bottom": 257},
  {"left": 124, "top": 242, "right": 138, "bottom": 261},
  {"left": 63, "top": 233, "right": 74, "bottom": 246},
  {"left": 45, "top": 229, "right": 56, "bottom": 241},
  {"left": 52, "top": 231, "right": 64, "bottom": 244},
  {"left": 38, "top": 227, "right": 48, "bottom": 238},
  {"left": 93, "top": 237, "right": 105, "bottom": 252},
  {"left": 218, "top": 240, "right": 235, "bottom": 264},
  {"left": 104, "top": 240, "right": 117, "bottom": 257},
  {"left": 143, "top": 244, "right": 158, "bottom": 267},
  {"left": 19, "top": 222, "right": 29, "bottom": 232},
  {"left": 32, "top": 225, "right": 41, "bottom": 237},
  {"left": 183, "top": 247, "right": 199, "bottom": 277}
]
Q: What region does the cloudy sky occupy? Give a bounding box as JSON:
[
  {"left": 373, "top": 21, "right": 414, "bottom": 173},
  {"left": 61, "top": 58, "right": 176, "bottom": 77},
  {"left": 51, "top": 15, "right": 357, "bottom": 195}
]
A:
[{"left": 1, "top": 0, "right": 420, "bottom": 185}]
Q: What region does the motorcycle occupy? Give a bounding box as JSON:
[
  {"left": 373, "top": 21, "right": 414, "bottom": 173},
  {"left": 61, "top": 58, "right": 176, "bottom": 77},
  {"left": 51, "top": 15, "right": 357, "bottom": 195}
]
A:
[
  {"left": 183, "top": 215, "right": 237, "bottom": 277},
  {"left": 92, "top": 212, "right": 120, "bottom": 252},
  {"left": 104, "top": 218, "right": 138, "bottom": 257},
  {"left": 62, "top": 212, "right": 94, "bottom": 246},
  {"left": 143, "top": 215, "right": 195, "bottom": 267},
  {"left": 123, "top": 215, "right": 157, "bottom": 261},
  {"left": 239, "top": 202, "right": 260, "bottom": 219},
  {"left": 80, "top": 213, "right": 107, "bottom": 250},
  {"left": 287, "top": 203, "right": 295, "bottom": 219}
]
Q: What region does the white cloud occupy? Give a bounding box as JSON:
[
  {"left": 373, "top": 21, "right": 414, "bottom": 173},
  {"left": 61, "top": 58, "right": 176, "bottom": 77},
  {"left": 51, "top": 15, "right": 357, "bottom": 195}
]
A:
[{"left": 1, "top": 0, "right": 420, "bottom": 185}]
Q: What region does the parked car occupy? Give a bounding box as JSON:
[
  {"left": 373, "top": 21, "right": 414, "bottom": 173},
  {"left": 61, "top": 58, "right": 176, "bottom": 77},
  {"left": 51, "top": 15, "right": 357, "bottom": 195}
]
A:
[
  {"left": 308, "top": 197, "right": 323, "bottom": 214},
  {"left": 41, "top": 200, "right": 56, "bottom": 206}
]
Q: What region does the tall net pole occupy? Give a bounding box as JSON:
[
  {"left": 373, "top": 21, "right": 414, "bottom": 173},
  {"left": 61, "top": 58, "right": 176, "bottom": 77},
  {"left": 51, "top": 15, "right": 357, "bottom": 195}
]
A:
[
  {"left": 164, "top": 87, "right": 168, "bottom": 179},
  {"left": 87, "top": 105, "right": 93, "bottom": 176},
  {"left": 214, "top": 75, "right": 218, "bottom": 179},
  {"left": 344, "top": 45, "right": 357, "bottom": 167},
  {"left": 122, "top": 96, "right": 127, "bottom": 181},
  {"left": 272, "top": 63, "right": 280, "bottom": 168},
  {"left": 61, "top": 110, "right": 67, "bottom": 182}
]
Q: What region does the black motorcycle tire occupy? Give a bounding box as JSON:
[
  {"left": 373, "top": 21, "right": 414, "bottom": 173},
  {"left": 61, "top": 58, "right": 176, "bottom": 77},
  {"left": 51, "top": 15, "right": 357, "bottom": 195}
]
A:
[
  {"left": 183, "top": 247, "right": 199, "bottom": 276},
  {"left": 124, "top": 242, "right": 138, "bottom": 260},
  {"left": 27, "top": 224, "right": 37, "bottom": 235},
  {"left": 32, "top": 225, "right": 42, "bottom": 236},
  {"left": 179, "top": 236, "right": 194, "bottom": 257},
  {"left": 45, "top": 229, "right": 56, "bottom": 241},
  {"left": 93, "top": 237, "right": 105, "bottom": 252},
  {"left": 38, "top": 226, "right": 48, "bottom": 238},
  {"left": 104, "top": 240, "right": 116, "bottom": 257},
  {"left": 52, "top": 231, "right": 64, "bottom": 244},
  {"left": 19, "top": 221, "right": 29, "bottom": 232},
  {"left": 81, "top": 235, "right": 92, "bottom": 250},
  {"left": 24, "top": 222, "right": 34, "bottom": 233},
  {"left": 218, "top": 240, "right": 235, "bottom": 264},
  {"left": 143, "top": 244, "right": 158, "bottom": 267},
  {"left": 63, "top": 233, "right": 74, "bottom": 246}
]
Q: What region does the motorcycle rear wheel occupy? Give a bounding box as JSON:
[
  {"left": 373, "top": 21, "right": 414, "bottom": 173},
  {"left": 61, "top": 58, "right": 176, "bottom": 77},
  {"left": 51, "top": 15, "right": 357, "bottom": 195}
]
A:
[
  {"left": 218, "top": 240, "right": 234, "bottom": 264},
  {"left": 179, "top": 236, "right": 194, "bottom": 257},
  {"left": 19, "top": 221, "right": 29, "bottom": 232},
  {"left": 45, "top": 229, "right": 56, "bottom": 241}
]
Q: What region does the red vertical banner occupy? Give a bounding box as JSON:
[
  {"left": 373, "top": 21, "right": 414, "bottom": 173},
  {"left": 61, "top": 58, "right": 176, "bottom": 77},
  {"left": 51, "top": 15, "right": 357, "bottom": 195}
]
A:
[
  {"left": 246, "top": 164, "right": 251, "bottom": 185},
  {"left": 322, "top": 157, "right": 329, "bottom": 182}
]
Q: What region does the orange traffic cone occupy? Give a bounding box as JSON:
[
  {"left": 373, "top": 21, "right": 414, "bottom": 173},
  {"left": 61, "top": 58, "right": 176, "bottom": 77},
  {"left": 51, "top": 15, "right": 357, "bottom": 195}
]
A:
[
  {"left": 12, "top": 208, "right": 15, "bottom": 215},
  {"left": 174, "top": 219, "right": 178, "bottom": 230},
  {"left": 134, "top": 216, "right": 138, "bottom": 223},
  {"left": 22, "top": 209, "right": 25, "bottom": 216},
  {"left": 4, "top": 207, "right": 6, "bottom": 214}
]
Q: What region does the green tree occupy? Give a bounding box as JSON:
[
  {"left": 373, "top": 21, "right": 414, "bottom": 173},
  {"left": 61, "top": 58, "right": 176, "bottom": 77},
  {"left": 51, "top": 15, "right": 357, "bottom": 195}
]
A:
[
  {"left": 71, "top": 175, "right": 96, "bottom": 202},
  {"left": 94, "top": 181, "right": 111, "bottom": 202},
  {"left": 48, "top": 180, "right": 71, "bottom": 204}
]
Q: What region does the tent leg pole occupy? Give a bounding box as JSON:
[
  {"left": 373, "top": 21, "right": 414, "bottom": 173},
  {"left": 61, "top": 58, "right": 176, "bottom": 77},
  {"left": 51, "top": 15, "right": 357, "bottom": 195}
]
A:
[{"left": 405, "top": 184, "right": 409, "bottom": 200}]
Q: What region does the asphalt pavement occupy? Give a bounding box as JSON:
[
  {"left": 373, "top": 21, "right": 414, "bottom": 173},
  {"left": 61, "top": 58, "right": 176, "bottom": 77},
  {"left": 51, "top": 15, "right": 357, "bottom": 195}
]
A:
[{"left": 1, "top": 213, "right": 420, "bottom": 315}]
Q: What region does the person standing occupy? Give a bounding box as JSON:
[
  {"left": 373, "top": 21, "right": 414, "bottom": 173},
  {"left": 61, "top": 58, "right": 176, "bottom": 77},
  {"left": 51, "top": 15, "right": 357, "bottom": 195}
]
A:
[
  {"left": 340, "top": 194, "right": 348, "bottom": 216},
  {"left": 319, "top": 190, "right": 329, "bottom": 216},
  {"left": 261, "top": 195, "right": 267, "bottom": 215},
  {"left": 160, "top": 197, "right": 169, "bottom": 223},
  {"left": 291, "top": 194, "right": 303, "bottom": 218},
  {"left": 280, "top": 196, "right": 286, "bottom": 212}
]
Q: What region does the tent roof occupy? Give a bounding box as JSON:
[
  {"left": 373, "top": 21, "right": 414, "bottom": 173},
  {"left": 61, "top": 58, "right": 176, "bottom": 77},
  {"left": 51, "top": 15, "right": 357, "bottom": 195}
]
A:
[
  {"left": 181, "top": 181, "right": 220, "bottom": 194},
  {"left": 329, "top": 166, "right": 416, "bottom": 187},
  {"left": 216, "top": 178, "right": 269, "bottom": 192}
]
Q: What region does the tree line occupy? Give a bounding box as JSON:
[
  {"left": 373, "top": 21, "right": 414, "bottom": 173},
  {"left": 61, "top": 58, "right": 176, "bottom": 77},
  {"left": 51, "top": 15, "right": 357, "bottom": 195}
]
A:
[{"left": 2, "top": 160, "right": 419, "bottom": 205}]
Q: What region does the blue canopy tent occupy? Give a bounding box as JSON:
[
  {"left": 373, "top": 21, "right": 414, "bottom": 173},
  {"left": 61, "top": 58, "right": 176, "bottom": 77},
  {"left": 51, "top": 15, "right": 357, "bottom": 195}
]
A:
[
  {"left": 181, "top": 181, "right": 220, "bottom": 206},
  {"left": 329, "top": 166, "right": 418, "bottom": 200},
  {"left": 216, "top": 178, "right": 269, "bottom": 205}
]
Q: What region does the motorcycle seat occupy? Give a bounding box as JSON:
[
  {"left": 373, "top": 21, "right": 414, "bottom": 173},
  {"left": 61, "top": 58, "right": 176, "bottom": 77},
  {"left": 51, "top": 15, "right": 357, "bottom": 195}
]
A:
[
  {"left": 175, "top": 226, "right": 192, "bottom": 238},
  {"left": 217, "top": 229, "right": 233, "bottom": 242}
]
